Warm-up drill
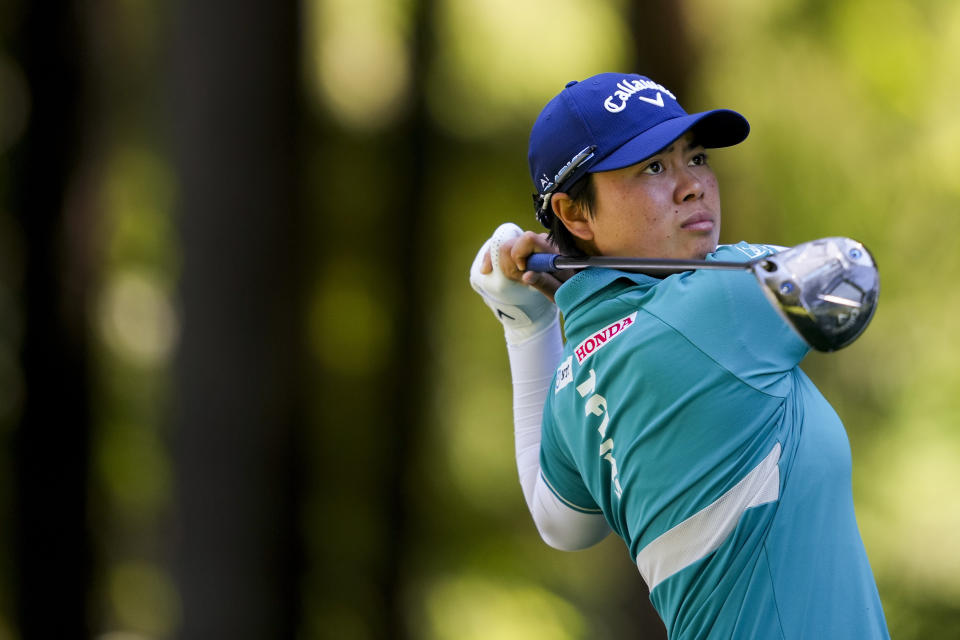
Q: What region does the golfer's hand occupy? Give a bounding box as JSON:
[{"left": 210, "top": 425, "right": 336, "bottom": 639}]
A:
[
  {"left": 478, "top": 227, "right": 573, "bottom": 303},
  {"left": 470, "top": 223, "right": 562, "bottom": 343}
]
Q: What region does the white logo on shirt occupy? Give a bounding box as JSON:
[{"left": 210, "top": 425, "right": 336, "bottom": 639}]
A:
[
  {"left": 733, "top": 243, "right": 783, "bottom": 260},
  {"left": 555, "top": 356, "right": 573, "bottom": 393},
  {"left": 577, "top": 368, "right": 623, "bottom": 499}
]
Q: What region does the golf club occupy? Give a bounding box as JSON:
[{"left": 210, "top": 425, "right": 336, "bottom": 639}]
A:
[{"left": 526, "top": 237, "right": 879, "bottom": 352}]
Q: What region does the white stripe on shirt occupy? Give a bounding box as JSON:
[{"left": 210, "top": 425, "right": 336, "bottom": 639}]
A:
[{"left": 636, "top": 443, "right": 781, "bottom": 590}]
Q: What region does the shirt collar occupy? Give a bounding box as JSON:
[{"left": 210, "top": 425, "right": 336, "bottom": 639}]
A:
[{"left": 554, "top": 268, "right": 661, "bottom": 317}]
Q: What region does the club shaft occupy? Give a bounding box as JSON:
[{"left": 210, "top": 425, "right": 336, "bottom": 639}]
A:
[{"left": 527, "top": 253, "right": 753, "bottom": 275}]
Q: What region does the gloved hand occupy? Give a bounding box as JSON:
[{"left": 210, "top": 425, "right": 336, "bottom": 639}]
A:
[{"left": 470, "top": 223, "right": 559, "bottom": 344}]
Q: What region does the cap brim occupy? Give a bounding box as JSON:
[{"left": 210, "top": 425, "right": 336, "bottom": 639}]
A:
[{"left": 590, "top": 109, "right": 749, "bottom": 173}]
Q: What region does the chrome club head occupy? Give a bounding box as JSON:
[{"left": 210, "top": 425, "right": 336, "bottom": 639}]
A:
[{"left": 751, "top": 237, "right": 880, "bottom": 352}]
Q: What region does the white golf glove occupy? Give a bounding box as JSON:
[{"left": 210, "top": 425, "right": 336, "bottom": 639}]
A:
[{"left": 470, "top": 223, "right": 559, "bottom": 344}]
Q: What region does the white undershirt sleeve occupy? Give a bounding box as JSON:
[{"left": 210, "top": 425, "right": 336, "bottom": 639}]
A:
[{"left": 506, "top": 316, "right": 611, "bottom": 551}]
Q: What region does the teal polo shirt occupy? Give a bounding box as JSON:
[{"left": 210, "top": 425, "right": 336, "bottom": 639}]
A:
[{"left": 541, "top": 242, "right": 889, "bottom": 639}]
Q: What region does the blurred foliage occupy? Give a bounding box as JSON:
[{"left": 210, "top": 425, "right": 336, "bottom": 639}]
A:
[{"left": 0, "top": 0, "right": 958, "bottom": 637}]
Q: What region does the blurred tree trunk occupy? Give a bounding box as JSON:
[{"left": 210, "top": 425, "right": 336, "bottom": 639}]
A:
[
  {"left": 168, "top": 2, "right": 303, "bottom": 638},
  {"left": 621, "top": 4, "right": 691, "bottom": 639},
  {"left": 625, "top": 0, "right": 699, "bottom": 102},
  {"left": 379, "top": 0, "right": 434, "bottom": 637},
  {"left": 8, "top": 1, "right": 94, "bottom": 638},
  {"left": 301, "top": 0, "right": 434, "bottom": 636}
]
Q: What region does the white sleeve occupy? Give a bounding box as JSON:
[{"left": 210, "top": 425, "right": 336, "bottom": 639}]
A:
[
  {"left": 468, "top": 222, "right": 609, "bottom": 550},
  {"left": 508, "top": 317, "right": 611, "bottom": 551}
]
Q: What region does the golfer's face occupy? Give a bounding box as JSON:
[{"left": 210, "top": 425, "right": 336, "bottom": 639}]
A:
[{"left": 587, "top": 131, "right": 721, "bottom": 260}]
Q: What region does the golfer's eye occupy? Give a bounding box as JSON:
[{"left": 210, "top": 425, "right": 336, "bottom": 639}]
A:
[
  {"left": 690, "top": 152, "right": 708, "bottom": 166},
  {"left": 642, "top": 160, "right": 664, "bottom": 175}
]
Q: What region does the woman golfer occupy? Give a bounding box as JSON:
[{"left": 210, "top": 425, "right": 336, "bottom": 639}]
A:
[{"left": 470, "top": 72, "right": 889, "bottom": 639}]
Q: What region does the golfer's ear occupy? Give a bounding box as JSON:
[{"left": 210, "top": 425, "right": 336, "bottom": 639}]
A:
[{"left": 552, "top": 193, "right": 594, "bottom": 243}]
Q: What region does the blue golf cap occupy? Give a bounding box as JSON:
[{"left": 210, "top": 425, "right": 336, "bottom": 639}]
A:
[{"left": 529, "top": 73, "right": 750, "bottom": 227}]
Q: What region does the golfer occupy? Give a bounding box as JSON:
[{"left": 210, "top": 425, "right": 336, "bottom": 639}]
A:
[{"left": 469, "top": 72, "right": 889, "bottom": 639}]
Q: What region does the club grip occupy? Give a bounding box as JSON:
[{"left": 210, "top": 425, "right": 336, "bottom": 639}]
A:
[{"left": 525, "top": 253, "right": 560, "bottom": 272}]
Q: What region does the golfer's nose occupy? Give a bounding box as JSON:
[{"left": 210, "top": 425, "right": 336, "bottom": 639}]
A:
[{"left": 675, "top": 167, "right": 704, "bottom": 203}]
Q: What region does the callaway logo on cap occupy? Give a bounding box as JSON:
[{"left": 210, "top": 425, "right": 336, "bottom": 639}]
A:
[{"left": 529, "top": 73, "right": 750, "bottom": 227}]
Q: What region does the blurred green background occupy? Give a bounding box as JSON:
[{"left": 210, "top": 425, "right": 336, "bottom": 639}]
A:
[{"left": 1, "top": 0, "right": 958, "bottom": 638}]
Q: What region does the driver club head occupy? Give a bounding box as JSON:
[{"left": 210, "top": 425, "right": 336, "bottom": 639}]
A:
[{"left": 751, "top": 237, "right": 880, "bottom": 352}]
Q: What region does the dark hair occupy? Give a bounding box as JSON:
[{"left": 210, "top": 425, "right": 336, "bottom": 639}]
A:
[{"left": 546, "top": 174, "right": 595, "bottom": 257}]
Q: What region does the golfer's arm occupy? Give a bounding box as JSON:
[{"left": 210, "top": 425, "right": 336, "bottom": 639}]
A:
[{"left": 508, "top": 320, "right": 611, "bottom": 551}]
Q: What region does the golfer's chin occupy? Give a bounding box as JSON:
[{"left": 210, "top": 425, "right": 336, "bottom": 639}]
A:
[{"left": 685, "top": 234, "right": 720, "bottom": 261}]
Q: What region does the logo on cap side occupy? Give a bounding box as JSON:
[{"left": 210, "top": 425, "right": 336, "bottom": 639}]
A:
[{"left": 604, "top": 78, "right": 676, "bottom": 114}]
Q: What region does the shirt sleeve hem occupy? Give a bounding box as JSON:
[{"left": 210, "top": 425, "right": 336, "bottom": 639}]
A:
[{"left": 539, "top": 470, "right": 603, "bottom": 514}]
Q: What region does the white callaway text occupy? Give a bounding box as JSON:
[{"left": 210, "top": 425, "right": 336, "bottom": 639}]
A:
[{"left": 604, "top": 78, "right": 676, "bottom": 113}]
